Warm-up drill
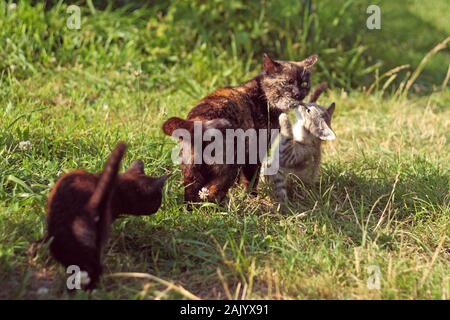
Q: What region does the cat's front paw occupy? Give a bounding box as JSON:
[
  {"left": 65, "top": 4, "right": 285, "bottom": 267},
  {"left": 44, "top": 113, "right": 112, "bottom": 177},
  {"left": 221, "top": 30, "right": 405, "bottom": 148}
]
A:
[
  {"left": 278, "top": 113, "right": 289, "bottom": 125},
  {"left": 278, "top": 113, "right": 292, "bottom": 135}
]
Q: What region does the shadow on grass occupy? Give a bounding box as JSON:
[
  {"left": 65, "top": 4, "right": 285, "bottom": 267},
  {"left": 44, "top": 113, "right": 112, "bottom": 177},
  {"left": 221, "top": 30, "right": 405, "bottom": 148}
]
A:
[
  {"left": 287, "top": 160, "right": 449, "bottom": 247},
  {"left": 16, "top": 155, "right": 448, "bottom": 298},
  {"left": 97, "top": 158, "right": 448, "bottom": 298}
]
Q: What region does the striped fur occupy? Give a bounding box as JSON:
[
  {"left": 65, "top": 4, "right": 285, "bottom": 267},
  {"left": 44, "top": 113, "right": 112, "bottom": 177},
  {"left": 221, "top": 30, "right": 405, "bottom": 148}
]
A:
[{"left": 264, "top": 99, "right": 336, "bottom": 203}]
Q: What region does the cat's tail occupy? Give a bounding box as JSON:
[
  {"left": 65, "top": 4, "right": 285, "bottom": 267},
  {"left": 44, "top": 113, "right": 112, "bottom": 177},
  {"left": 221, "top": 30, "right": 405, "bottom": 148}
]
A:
[
  {"left": 88, "top": 143, "right": 126, "bottom": 249},
  {"left": 162, "top": 117, "right": 231, "bottom": 137},
  {"left": 309, "top": 82, "right": 328, "bottom": 103},
  {"left": 88, "top": 143, "right": 126, "bottom": 210}
]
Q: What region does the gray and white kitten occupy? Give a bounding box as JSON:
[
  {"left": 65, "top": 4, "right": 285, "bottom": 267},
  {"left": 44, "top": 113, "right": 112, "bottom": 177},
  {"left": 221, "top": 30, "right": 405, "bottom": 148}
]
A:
[{"left": 262, "top": 94, "right": 336, "bottom": 203}]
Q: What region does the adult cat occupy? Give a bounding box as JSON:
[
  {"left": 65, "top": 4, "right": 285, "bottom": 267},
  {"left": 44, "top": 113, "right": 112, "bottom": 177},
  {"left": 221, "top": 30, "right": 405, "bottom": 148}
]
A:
[{"left": 163, "top": 54, "right": 318, "bottom": 204}]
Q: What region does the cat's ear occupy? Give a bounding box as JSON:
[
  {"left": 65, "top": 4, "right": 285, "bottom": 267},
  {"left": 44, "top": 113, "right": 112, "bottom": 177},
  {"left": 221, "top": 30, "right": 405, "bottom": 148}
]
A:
[
  {"left": 295, "top": 54, "right": 318, "bottom": 70},
  {"left": 303, "top": 54, "right": 318, "bottom": 70},
  {"left": 319, "top": 125, "right": 336, "bottom": 141},
  {"left": 154, "top": 175, "right": 170, "bottom": 190},
  {"left": 263, "top": 53, "right": 282, "bottom": 75},
  {"left": 327, "top": 102, "right": 336, "bottom": 117},
  {"left": 126, "top": 160, "right": 145, "bottom": 174}
]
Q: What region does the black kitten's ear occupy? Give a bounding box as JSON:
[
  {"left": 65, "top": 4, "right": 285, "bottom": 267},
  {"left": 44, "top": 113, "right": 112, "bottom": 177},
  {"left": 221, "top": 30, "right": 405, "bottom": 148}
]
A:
[
  {"left": 299, "top": 54, "right": 318, "bottom": 70},
  {"left": 127, "top": 160, "right": 145, "bottom": 174},
  {"left": 263, "top": 53, "right": 282, "bottom": 75},
  {"left": 327, "top": 102, "right": 336, "bottom": 117},
  {"left": 155, "top": 175, "right": 170, "bottom": 190}
]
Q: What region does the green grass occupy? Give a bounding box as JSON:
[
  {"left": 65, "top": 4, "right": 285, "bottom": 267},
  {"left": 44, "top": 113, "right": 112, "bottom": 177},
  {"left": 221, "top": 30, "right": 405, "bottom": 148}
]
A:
[{"left": 0, "top": 1, "right": 449, "bottom": 299}]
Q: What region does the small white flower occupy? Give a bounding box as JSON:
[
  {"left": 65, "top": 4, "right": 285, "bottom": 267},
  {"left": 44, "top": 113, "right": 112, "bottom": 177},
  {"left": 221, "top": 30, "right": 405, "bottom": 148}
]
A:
[
  {"left": 102, "top": 103, "right": 109, "bottom": 111},
  {"left": 37, "top": 287, "right": 49, "bottom": 295},
  {"left": 8, "top": 3, "right": 17, "bottom": 11},
  {"left": 133, "top": 69, "right": 142, "bottom": 77},
  {"left": 198, "top": 187, "right": 210, "bottom": 200},
  {"left": 18, "top": 140, "right": 32, "bottom": 151}
]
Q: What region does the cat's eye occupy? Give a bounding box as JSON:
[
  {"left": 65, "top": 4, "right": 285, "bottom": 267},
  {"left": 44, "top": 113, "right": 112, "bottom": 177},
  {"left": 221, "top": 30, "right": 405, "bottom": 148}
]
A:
[{"left": 301, "top": 81, "right": 309, "bottom": 88}]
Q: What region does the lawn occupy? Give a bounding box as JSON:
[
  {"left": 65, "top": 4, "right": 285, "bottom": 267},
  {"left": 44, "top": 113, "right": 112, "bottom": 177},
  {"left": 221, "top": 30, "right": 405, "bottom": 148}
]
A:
[{"left": 0, "top": 1, "right": 449, "bottom": 299}]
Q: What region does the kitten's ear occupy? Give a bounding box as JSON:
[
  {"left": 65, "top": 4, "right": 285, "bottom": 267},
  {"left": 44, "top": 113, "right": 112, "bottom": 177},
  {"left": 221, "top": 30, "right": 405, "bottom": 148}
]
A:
[
  {"left": 154, "top": 175, "right": 170, "bottom": 190},
  {"left": 126, "top": 160, "right": 145, "bottom": 174},
  {"left": 296, "top": 54, "right": 318, "bottom": 70},
  {"left": 319, "top": 126, "right": 336, "bottom": 141},
  {"left": 263, "top": 53, "right": 282, "bottom": 75},
  {"left": 327, "top": 102, "right": 336, "bottom": 117}
]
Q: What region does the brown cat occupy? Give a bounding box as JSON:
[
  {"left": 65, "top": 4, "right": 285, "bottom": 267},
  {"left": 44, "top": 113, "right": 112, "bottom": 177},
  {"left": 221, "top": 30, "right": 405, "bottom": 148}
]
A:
[
  {"left": 32, "top": 143, "right": 168, "bottom": 290},
  {"left": 162, "top": 53, "right": 318, "bottom": 204}
]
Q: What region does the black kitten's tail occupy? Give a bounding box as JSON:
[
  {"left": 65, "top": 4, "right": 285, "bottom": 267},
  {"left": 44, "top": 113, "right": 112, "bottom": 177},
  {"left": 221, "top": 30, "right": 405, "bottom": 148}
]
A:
[
  {"left": 88, "top": 143, "right": 126, "bottom": 210},
  {"left": 88, "top": 142, "right": 127, "bottom": 248}
]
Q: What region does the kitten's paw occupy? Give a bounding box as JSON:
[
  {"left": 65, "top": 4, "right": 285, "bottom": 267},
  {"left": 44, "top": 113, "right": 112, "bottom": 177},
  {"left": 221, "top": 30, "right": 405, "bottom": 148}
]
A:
[
  {"left": 278, "top": 113, "right": 292, "bottom": 135},
  {"left": 278, "top": 113, "right": 291, "bottom": 130},
  {"left": 276, "top": 200, "right": 290, "bottom": 215},
  {"left": 278, "top": 113, "right": 289, "bottom": 125},
  {"left": 276, "top": 189, "right": 289, "bottom": 203}
]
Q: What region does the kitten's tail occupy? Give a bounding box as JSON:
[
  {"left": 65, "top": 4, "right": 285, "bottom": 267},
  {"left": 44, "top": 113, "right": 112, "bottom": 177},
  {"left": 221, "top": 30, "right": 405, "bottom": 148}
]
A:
[
  {"left": 88, "top": 143, "right": 126, "bottom": 210},
  {"left": 162, "top": 117, "right": 231, "bottom": 137},
  {"left": 309, "top": 82, "right": 328, "bottom": 103},
  {"left": 88, "top": 143, "right": 127, "bottom": 249}
]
